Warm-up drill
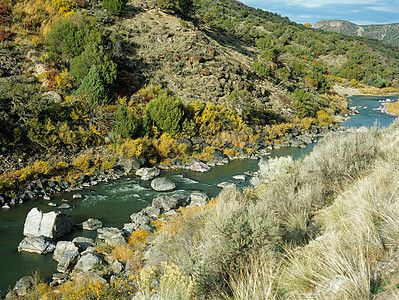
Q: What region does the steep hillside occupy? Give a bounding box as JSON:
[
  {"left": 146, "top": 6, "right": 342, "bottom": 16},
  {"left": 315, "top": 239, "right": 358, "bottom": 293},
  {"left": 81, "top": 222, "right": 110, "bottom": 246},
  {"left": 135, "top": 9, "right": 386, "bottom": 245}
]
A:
[{"left": 314, "top": 20, "right": 399, "bottom": 47}]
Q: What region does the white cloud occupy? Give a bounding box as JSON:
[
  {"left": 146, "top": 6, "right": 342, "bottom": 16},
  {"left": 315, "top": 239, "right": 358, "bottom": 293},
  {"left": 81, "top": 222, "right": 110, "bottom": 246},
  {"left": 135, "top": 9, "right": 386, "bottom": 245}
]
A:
[
  {"left": 367, "top": 5, "right": 399, "bottom": 12},
  {"left": 245, "top": 0, "right": 384, "bottom": 8},
  {"left": 287, "top": 0, "right": 379, "bottom": 8}
]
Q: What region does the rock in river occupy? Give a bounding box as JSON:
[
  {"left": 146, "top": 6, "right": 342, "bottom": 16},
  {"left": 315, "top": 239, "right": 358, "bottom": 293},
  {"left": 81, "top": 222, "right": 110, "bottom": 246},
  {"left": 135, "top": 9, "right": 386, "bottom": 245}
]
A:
[
  {"left": 57, "top": 250, "right": 79, "bottom": 273},
  {"left": 18, "top": 236, "right": 56, "bottom": 254},
  {"left": 136, "top": 167, "right": 160, "bottom": 181},
  {"left": 53, "top": 241, "right": 79, "bottom": 262},
  {"left": 150, "top": 177, "right": 176, "bottom": 192},
  {"left": 97, "top": 227, "right": 126, "bottom": 247},
  {"left": 82, "top": 218, "right": 103, "bottom": 230},
  {"left": 190, "top": 162, "right": 211, "bottom": 172},
  {"left": 23, "top": 207, "right": 74, "bottom": 239},
  {"left": 152, "top": 194, "right": 187, "bottom": 212}
]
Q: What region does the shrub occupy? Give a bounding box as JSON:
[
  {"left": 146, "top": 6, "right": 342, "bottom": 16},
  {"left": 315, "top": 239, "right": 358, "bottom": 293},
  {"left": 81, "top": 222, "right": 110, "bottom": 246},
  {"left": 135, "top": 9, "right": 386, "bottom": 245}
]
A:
[
  {"left": 70, "top": 43, "right": 117, "bottom": 87},
  {"left": 145, "top": 94, "right": 186, "bottom": 136},
  {"left": 292, "top": 89, "right": 317, "bottom": 118},
  {"left": 77, "top": 65, "right": 107, "bottom": 106},
  {"left": 47, "top": 16, "right": 102, "bottom": 61},
  {"left": 115, "top": 103, "right": 141, "bottom": 139},
  {"left": 103, "top": 0, "right": 126, "bottom": 15}
]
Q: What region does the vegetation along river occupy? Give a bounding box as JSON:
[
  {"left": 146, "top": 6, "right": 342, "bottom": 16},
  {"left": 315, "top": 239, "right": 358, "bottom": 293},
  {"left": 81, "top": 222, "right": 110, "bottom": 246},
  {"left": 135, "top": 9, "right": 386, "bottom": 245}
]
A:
[{"left": 0, "top": 95, "right": 398, "bottom": 294}]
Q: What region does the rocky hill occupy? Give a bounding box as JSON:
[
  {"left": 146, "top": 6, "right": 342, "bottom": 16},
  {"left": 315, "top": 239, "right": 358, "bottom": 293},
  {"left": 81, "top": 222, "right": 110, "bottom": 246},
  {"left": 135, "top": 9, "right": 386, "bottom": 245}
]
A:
[{"left": 314, "top": 20, "right": 399, "bottom": 47}]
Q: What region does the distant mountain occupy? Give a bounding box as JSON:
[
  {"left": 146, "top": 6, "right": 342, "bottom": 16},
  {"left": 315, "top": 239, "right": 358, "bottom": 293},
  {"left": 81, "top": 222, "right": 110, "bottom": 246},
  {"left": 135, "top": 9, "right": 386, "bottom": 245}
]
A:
[{"left": 314, "top": 20, "right": 399, "bottom": 47}]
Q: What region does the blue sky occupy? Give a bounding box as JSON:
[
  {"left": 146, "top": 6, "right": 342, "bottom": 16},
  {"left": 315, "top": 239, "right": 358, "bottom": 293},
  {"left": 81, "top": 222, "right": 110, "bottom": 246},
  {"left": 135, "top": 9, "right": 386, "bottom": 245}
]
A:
[{"left": 240, "top": 0, "right": 399, "bottom": 26}]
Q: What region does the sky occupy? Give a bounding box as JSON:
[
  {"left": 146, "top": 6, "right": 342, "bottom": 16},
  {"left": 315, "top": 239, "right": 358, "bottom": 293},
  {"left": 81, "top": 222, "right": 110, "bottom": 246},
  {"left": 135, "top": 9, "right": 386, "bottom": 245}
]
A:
[{"left": 240, "top": 0, "right": 399, "bottom": 26}]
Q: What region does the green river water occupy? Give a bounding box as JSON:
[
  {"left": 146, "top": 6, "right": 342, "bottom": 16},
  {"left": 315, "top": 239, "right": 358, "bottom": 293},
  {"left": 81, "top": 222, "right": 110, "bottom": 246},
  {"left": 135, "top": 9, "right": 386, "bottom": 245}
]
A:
[{"left": 0, "top": 95, "right": 397, "bottom": 295}]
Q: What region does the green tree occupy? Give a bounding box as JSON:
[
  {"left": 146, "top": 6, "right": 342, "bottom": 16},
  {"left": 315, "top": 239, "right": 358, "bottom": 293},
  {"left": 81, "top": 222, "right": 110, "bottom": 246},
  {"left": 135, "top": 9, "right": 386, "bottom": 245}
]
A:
[
  {"left": 103, "top": 0, "right": 126, "bottom": 15},
  {"left": 145, "top": 94, "right": 186, "bottom": 136},
  {"left": 115, "top": 103, "right": 141, "bottom": 138},
  {"left": 76, "top": 65, "right": 106, "bottom": 106},
  {"left": 70, "top": 43, "right": 118, "bottom": 93},
  {"left": 292, "top": 89, "right": 317, "bottom": 118},
  {"left": 47, "top": 15, "right": 102, "bottom": 61}
]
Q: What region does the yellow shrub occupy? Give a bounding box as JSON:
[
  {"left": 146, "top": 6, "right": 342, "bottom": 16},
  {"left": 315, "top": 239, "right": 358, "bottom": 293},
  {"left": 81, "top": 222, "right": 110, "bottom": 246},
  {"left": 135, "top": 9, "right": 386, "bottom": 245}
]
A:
[
  {"left": 317, "top": 110, "right": 334, "bottom": 126},
  {"left": 72, "top": 154, "right": 91, "bottom": 172},
  {"left": 298, "top": 117, "right": 316, "bottom": 130},
  {"left": 153, "top": 133, "right": 176, "bottom": 159},
  {"left": 388, "top": 101, "right": 399, "bottom": 115},
  {"left": 52, "top": 0, "right": 74, "bottom": 14},
  {"left": 128, "top": 229, "right": 151, "bottom": 245},
  {"left": 111, "top": 244, "right": 144, "bottom": 265},
  {"left": 223, "top": 148, "right": 236, "bottom": 157}
]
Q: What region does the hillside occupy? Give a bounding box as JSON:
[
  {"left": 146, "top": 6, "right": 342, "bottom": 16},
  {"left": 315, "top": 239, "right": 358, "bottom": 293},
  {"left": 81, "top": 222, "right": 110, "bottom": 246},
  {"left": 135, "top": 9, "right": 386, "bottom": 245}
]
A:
[
  {"left": 314, "top": 19, "right": 399, "bottom": 47},
  {"left": 1, "top": 0, "right": 399, "bottom": 195}
]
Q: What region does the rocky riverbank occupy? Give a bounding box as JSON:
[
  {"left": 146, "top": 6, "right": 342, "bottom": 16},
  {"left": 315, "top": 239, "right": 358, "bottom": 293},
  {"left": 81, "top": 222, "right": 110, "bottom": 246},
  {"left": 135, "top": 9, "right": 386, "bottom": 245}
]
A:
[
  {"left": 3, "top": 119, "right": 356, "bottom": 299},
  {"left": 0, "top": 121, "right": 350, "bottom": 211}
]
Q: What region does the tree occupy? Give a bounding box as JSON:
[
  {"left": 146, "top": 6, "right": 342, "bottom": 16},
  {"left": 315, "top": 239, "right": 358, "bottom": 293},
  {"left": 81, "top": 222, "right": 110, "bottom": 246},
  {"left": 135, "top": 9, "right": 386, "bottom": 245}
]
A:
[
  {"left": 145, "top": 94, "right": 186, "bottom": 136},
  {"left": 103, "top": 0, "right": 126, "bottom": 15},
  {"left": 76, "top": 65, "right": 107, "bottom": 106},
  {"left": 70, "top": 43, "right": 117, "bottom": 88},
  {"left": 292, "top": 89, "right": 317, "bottom": 118},
  {"left": 115, "top": 103, "right": 141, "bottom": 138}
]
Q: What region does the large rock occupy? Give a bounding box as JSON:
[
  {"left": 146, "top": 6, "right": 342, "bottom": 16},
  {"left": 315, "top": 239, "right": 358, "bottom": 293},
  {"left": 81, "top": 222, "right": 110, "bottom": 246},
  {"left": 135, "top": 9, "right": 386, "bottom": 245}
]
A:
[
  {"left": 190, "top": 162, "right": 211, "bottom": 172},
  {"left": 72, "top": 237, "right": 94, "bottom": 251},
  {"left": 23, "top": 208, "right": 74, "bottom": 239},
  {"left": 152, "top": 194, "right": 187, "bottom": 212},
  {"left": 18, "top": 236, "right": 56, "bottom": 254},
  {"left": 150, "top": 177, "right": 176, "bottom": 192},
  {"left": 97, "top": 227, "right": 126, "bottom": 247},
  {"left": 13, "top": 276, "right": 34, "bottom": 297},
  {"left": 74, "top": 253, "right": 105, "bottom": 272},
  {"left": 130, "top": 211, "right": 151, "bottom": 227},
  {"left": 57, "top": 250, "right": 79, "bottom": 273},
  {"left": 217, "top": 182, "right": 236, "bottom": 189},
  {"left": 53, "top": 241, "right": 79, "bottom": 262},
  {"left": 117, "top": 157, "right": 144, "bottom": 174},
  {"left": 82, "top": 218, "right": 103, "bottom": 230},
  {"left": 189, "top": 192, "right": 209, "bottom": 207},
  {"left": 136, "top": 167, "right": 160, "bottom": 181}
]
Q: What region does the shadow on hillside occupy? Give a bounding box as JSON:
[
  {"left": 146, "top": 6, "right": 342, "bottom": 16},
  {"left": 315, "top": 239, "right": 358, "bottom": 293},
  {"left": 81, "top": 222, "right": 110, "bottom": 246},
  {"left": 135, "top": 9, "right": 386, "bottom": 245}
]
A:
[
  {"left": 121, "top": 4, "right": 144, "bottom": 19},
  {"left": 204, "top": 29, "right": 256, "bottom": 57},
  {"left": 115, "top": 38, "right": 151, "bottom": 96}
]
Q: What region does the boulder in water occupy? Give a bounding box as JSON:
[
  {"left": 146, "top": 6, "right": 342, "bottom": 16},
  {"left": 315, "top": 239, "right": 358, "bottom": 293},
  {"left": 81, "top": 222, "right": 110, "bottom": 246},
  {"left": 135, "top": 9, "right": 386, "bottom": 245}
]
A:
[
  {"left": 57, "top": 250, "right": 80, "bottom": 273},
  {"left": 190, "top": 162, "right": 211, "bottom": 172},
  {"left": 136, "top": 167, "right": 160, "bottom": 181},
  {"left": 82, "top": 218, "right": 103, "bottom": 230},
  {"left": 53, "top": 241, "right": 79, "bottom": 262},
  {"left": 23, "top": 208, "right": 74, "bottom": 239},
  {"left": 152, "top": 194, "right": 186, "bottom": 211},
  {"left": 150, "top": 177, "right": 176, "bottom": 192},
  {"left": 18, "top": 236, "right": 56, "bottom": 254}
]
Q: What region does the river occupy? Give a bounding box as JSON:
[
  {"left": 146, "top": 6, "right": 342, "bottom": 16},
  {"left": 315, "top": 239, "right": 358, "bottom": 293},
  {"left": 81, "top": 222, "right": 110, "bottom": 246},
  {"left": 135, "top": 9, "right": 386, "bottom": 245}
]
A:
[{"left": 0, "top": 95, "right": 397, "bottom": 295}]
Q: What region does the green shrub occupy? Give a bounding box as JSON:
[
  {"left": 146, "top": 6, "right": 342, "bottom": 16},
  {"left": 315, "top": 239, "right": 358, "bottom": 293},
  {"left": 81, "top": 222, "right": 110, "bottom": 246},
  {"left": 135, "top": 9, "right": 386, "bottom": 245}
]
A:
[
  {"left": 102, "top": 0, "right": 125, "bottom": 15},
  {"left": 292, "top": 89, "right": 317, "bottom": 118},
  {"left": 47, "top": 15, "right": 102, "bottom": 61},
  {"left": 76, "top": 65, "right": 106, "bottom": 106},
  {"left": 145, "top": 94, "right": 186, "bottom": 136},
  {"left": 70, "top": 43, "right": 117, "bottom": 87},
  {"left": 115, "top": 103, "right": 141, "bottom": 138}
]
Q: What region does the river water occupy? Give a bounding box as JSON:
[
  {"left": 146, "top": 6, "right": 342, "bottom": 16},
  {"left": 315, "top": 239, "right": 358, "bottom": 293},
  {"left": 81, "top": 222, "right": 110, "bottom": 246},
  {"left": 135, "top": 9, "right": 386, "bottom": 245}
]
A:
[{"left": 0, "top": 95, "right": 397, "bottom": 294}]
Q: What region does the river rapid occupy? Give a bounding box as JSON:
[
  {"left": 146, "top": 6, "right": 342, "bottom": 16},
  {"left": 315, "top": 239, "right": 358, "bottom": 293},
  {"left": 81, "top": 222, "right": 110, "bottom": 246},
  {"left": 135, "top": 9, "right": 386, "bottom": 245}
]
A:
[{"left": 0, "top": 95, "right": 398, "bottom": 295}]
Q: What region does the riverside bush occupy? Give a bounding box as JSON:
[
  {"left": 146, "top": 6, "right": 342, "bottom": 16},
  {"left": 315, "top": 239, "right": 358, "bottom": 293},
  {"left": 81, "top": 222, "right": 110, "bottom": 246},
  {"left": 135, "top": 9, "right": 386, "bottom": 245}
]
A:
[{"left": 145, "top": 94, "right": 186, "bottom": 136}]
